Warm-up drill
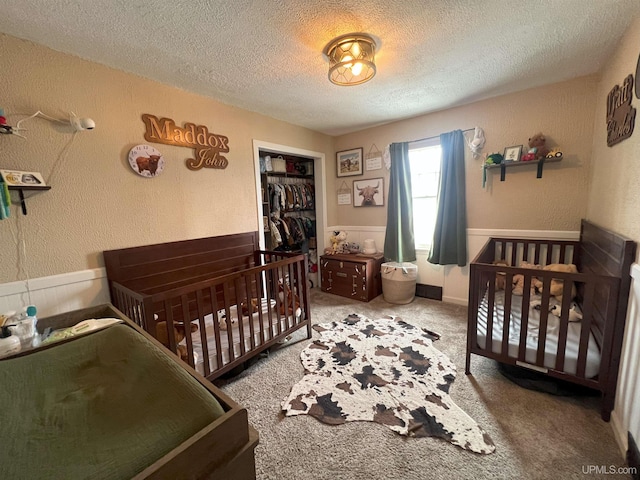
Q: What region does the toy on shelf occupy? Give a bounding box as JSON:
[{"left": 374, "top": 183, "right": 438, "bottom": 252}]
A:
[
  {"left": 546, "top": 148, "right": 563, "bottom": 158},
  {"left": 0, "top": 107, "right": 13, "bottom": 135},
  {"left": 527, "top": 132, "right": 550, "bottom": 160}
]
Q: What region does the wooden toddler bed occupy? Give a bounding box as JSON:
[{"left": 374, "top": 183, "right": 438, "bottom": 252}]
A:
[
  {"left": 103, "top": 231, "right": 312, "bottom": 381},
  {"left": 466, "top": 220, "right": 635, "bottom": 421},
  {"left": 1, "top": 304, "right": 258, "bottom": 480}
]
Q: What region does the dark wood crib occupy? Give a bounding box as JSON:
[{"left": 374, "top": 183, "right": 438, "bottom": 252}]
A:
[
  {"left": 103, "top": 231, "right": 312, "bottom": 381},
  {"left": 466, "top": 220, "right": 635, "bottom": 420}
]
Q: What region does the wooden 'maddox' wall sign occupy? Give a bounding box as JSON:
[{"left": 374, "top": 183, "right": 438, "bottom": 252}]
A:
[
  {"left": 606, "top": 74, "right": 636, "bottom": 147},
  {"left": 141, "top": 114, "right": 229, "bottom": 170}
]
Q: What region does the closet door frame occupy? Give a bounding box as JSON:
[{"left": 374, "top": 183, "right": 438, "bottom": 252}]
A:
[{"left": 252, "top": 140, "right": 327, "bottom": 263}]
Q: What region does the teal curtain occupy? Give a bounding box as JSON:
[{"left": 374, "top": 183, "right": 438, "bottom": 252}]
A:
[
  {"left": 428, "top": 130, "right": 467, "bottom": 266},
  {"left": 383, "top": 142, "right": 416, "bottom": 262}
]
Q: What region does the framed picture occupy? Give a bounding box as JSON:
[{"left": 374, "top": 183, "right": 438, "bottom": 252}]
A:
[
  {"left": 503, "top": 145, "right": 523, "bottom": 162},
  {"left": 353, "top": 177, "right": 384, "bottom": 207},
  {"left": 0, "top": 169, "right": 47, "bottom": 187},
  {"left": 337, "top": 148, "right": 363, "bottom": 177}
]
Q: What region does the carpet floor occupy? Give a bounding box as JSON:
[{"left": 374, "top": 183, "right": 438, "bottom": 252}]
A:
[{"left": 220, "top": 289, "right": 626, "bottom": 480}]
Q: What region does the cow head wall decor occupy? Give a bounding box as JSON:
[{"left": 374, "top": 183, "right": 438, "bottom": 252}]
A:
[{"left": 353, "top": 177, "right": 384, "bottom": 207}]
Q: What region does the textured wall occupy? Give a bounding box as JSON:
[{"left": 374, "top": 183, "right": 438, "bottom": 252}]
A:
[
  {"left": 586, "top": 17, "right": 640, "bottom": 249},
  {"left": 588, "top": 17, "right": 640, "bottom": 454},
  {"left": 332, "top": 76, "right": 598, "bottom": 230},
  {"left": 0, "top": 34, "right": 332, "bottom": 281}
]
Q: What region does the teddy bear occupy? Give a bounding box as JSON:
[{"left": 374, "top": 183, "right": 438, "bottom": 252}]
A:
[
  {"left": 527, "top": 132, "right": 550, "bottom": 161},
  {"left": 511, "top": 261, "right": 542, "bottom": 296},
  {"left": 531, "top": 263, "right": 578, "bottom": 302},
  {"left": 324, "top": 231, "right": 348, "bottom": 255},
  {"left": 156, "top": 321, "right": 198, "bottom": 362}
]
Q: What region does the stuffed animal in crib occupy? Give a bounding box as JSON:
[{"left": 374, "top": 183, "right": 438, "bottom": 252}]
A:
[
  {"left": 218, "top": 309, "right": 238, "bottom": 331},
  {"left": 241, "top": 298, "right": 260, "bottom": 317},
  {"left": 156, "top": 321, "right": 198, "bottom": 362},
  {"left": 550, "top": 302, "right": 583, "bottom": 322},
  {"left": 279, "top": 282, "right": 302, "bottom": 317},
  {"left": 532, "top": 263, "right": 578, "bottom": 302},
  {"left": 512, "top": 261, "right": 542, "bottom": 296}
]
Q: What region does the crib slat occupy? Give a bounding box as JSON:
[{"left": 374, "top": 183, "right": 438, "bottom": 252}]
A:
[
  {"left": 576, "top": 282, "right": 596, "bottom": 378},
  {"left": 559, "top": 244, "right": 566, "bottom": 264},
  {"left": 222, "top": 282, "right": 235, "bottom": 362},
  {"left": 534, "top": 243, "right": 541, "bottom": 265},
  {"left": 522, "top": 242, "right": 529, "bottom": 263},
  {"left": 554, "top": 291, "right": 572, "bottom": 372},
  {"left": 486, "top": 275, "right": 495, "bottom": 352},
  {"left": 546, "top": 244, "right": 554, "bottom": 265},
  {"left": 502, "top": 273, "right": 513, "bottom": 356},
  {"left": 536, "top": 279, "right": 552, "bottom": 366},
  {"left": 164, "top": 299, "right": 177, "bottom": 354},
  {"left": 234, "top": 278, "right": 247, "bottom": 356},
  {"left": 274, "top": 267, "right": 283, "bottom": 336},
  {"left": 181, "top": 294, "right": 195, "bottom": 369},
  {"left": 288, "top": 262, "right": 296, "bottom": 328},
  {"left": 265, "top": 270, "right": 275, "bottom": 341},
  {"left": 210, "top": 286, "right": 223, "bottom": 371},
  {"left": 195, "top": 289, "right": 211, "bottom": 377},
  {"left": 253, "top": 272, "right": 265, "bottom": 345},
  {"left": 243, "top": 275, "right": 256, "bottom": 350},
  {"left": 518, "top": 276, "right": 532, "bottom": 362},
  {"left": 511, "top": 242, "right": 517, "bottom": 267}
]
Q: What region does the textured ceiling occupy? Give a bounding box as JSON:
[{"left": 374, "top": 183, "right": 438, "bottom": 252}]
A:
[{"left": 1, "top": 0, "right": 639, "bottom": 136}]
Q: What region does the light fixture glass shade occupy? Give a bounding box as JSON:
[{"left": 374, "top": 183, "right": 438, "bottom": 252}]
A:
[{"left": 323, "top": 33, "right": 376, "bottom": 86}]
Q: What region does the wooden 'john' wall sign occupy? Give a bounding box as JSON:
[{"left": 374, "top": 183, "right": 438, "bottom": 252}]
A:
[
  {"left": 141, "top": 114, "right": 229, "bottom": 170},
  {"left": 606, "top": 74, "right": 636, "bottom": 147}
]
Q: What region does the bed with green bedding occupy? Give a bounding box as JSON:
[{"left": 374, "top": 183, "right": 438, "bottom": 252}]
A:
[{"left": 0, "top": 305, "right": 258, "bottom": 480}]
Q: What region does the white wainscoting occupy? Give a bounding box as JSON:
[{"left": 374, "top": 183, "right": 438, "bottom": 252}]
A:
[
  {"left": 611, "top": 263, "right": 640, "bottom": 457},
  {"left": 0, "top": 268, "right": 110, "bottom": 318},
  {"left": 326, "top": 226, "right": 579, "bottom": 305}
]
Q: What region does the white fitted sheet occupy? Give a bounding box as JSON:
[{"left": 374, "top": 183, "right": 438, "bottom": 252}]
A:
[
  {"left": 180, "top": 299, "right": 298, "bottom": 375},
  {"left": 476, "top": 291, "right": 600, "bottom": 378}
]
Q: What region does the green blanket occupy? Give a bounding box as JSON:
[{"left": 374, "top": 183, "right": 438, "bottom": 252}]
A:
[{"left": 0, "top": 324, "right": 225, "bottom": 479}]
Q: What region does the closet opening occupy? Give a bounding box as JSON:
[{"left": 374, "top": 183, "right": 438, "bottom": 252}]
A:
[{"left": 252, "top": 141, "right": 326, "bottom": 289}]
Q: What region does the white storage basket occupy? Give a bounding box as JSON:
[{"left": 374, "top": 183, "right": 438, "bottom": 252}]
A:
[{"left": 381, "top": 262, "right": 418, "bottom": 304}]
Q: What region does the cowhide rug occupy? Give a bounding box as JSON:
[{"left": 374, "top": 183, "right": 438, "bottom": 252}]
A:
[{"left": 282, "top": 314, "right": 495, "bottom": 454}]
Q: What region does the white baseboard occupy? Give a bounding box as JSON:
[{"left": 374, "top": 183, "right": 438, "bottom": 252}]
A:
[
  {"left": 442, "top": 295, "right": 468, "bottom": 306},
  {"left": 611, "top": 410, "right": 628, "bottom": 458}
]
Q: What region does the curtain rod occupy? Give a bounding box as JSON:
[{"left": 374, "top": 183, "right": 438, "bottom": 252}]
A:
[{"left": 409, "top": 127, "right": 476, "bottom": 144}]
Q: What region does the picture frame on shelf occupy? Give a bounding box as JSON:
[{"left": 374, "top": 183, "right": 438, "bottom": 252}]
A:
[
  {"left": 503, "top": 145, "right": 523, "bottom": 163},
  {"left": 0, "top": 169, "right": 47, "bottom": 187},
  {"left": 337, "top": 148, "right": 363, "bottom": 177},
  {"left": 353, "top": 177, "right": 384, "bottom": 207}
]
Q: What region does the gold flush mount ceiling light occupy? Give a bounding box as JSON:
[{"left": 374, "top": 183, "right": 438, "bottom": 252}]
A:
[{"left": 323, "top": 33, "right": 377, "bottom": 86}]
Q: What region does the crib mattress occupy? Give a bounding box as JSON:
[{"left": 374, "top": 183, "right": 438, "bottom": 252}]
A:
[
  {"left": 1, "top": 324, "right": 225, "bottom": 480},
  {"left": 476, "top": 291, "right": 601, "bottom": 378},
  {"left": 187, "top": 298, "right": 298, "bottom": 375}
]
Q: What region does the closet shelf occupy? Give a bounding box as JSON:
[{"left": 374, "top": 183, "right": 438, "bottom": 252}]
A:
[{"left": 264, "top": 172, "right": 314, "bottom": 180}]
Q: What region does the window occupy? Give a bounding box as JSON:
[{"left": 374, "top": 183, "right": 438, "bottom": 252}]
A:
[{"left": 409, "top": 139, "right": 441, "bottom": 250}]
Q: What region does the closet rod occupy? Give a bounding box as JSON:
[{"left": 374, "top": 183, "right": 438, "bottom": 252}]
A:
[{"left": 409, "top": 127, "right": 475, "bottom": 144}]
